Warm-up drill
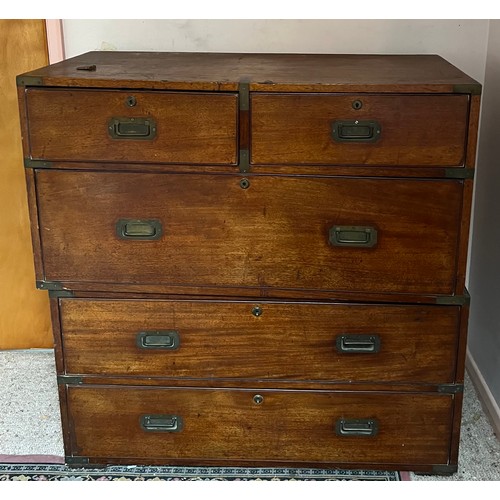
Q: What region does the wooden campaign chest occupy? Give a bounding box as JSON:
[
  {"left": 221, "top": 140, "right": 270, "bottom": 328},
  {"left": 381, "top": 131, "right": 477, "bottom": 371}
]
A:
[{"left": 17, "top": 52, "right": 481, "bottom": 474}]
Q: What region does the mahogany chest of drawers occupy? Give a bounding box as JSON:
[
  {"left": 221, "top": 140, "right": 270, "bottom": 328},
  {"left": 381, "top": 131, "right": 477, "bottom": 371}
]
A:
[{"left": 17, "top": 52, "right": 481, "bottom": 474}]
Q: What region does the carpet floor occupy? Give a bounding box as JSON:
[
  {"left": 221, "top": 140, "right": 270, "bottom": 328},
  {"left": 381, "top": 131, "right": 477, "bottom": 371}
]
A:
[
  {"left": 0, "top": 463, "right": 402, "bottom": 481},
  {"left": 1, "top": 349, "right": 499, "bottom": 480}
]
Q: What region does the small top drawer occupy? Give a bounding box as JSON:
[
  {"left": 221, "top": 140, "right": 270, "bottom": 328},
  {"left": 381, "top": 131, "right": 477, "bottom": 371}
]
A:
[
  {"left": 24, "top": 88, "right": 238, "bottom": 165},
  {"left": 251, "top": 93, "right": 469, "bottom": 167}
]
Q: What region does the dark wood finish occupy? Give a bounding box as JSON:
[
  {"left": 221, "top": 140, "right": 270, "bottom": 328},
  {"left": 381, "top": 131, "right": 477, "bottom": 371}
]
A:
[
  {"left": 23, "top": 168, "right": 44, "bottom": 281},
  {"left": 449, "top": 305, "right": 471, "bottom": 467},
  {"left": 465, "top": 94, "right": 481, "bottom": 168},
  {"left": 456, "top": 180, "right": 474, "bottom": 295},
  {"left": 455, "top": 305, "right": 471, "bottom": 386},
  {"left": 60, "top": 298, "right": 460, "bottom": 384},
  {"left": 63, "top": 455, "right": 440, "bottom": 473},
  {"left": 36, "top": 170, "right": 463, "bottom": 296},
  {"left": 18, "top": 52, "right": 480, "bottom": 94},
  {"left": 251, "top": 93, "right": 469, "bottom": 167},
  {"left": 449, "top": 392, "right": 465, "bottom": 468},
  {"left": 59, "top": 376, "right": 454, "bottom": 393},
  {"left": 29, "top": 161, "right": 473, "bottom": 179},
  {"left": 47, "top": 286, "right": 470, "bottom": 306},
  {"left": 67, "top": 385, "right": 453, "bottom": 465},
  {"left": 16, "top": 87, "right": 31, "bottom": 167},
  {"left": 25, "top": 88, "right": 238, "bottom": 164},
  {"left": 49, "top": 297, "right": 64, "bottom": 374},
  {"left": 58, "top": 384, "right": 72, "bottom": 458},
  {"left": 17, "top": 51, "right": 481, "bottom": 472}
]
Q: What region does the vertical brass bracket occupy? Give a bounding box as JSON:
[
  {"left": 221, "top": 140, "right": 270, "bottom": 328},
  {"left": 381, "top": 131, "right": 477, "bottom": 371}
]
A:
[
  {"left": 239, "top": 82, "right": 250, "bottom": 173},
  {"left": 238, "top": 82, "right": 250, "bottom": 111},
  {"left": 239, "top": 149, "right": 250, "bottom": 173}
]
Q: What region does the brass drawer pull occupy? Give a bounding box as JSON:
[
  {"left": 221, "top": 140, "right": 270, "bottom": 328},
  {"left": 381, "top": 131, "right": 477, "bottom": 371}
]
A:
[
  {"left": 336, "top": 334, "right": 381, "bottom": 353},
  {"left": 332, "top": 120, "right": 381, "bottom": 143},
  {"left": 116, "top": 219, "right": 163, "bottom": 240},
  {"left": 136, "top": 330, "right": 180, "bottom": 350},
  {"left": 335, "top": 418, "right": 378, "bottom": 437},
  {"left": 140, "top": 414, "right": 183, "bottom": 432},
  {"left": 329, "top": 225, "right": 378, "bottom": 248},
  {"left": 108, "top": 117, "right": 157, "bottom": 140}
]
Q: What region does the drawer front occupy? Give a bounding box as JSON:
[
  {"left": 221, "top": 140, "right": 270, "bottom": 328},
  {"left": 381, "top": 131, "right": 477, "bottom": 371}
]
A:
[
  {"left": 25, "top": 89, "right": 238, "bottom": 164},
  {"left": 37, "top": 170, "right": 462, "bottom": 295},
  {"left": 60, "top": 299, "right": 459, "bottom": 384},
  {"left": 251, "top": 93, "right": 469, "bottom": 166},
  {"left": 67, "top": 386, "right": 453, "bottom": 465}
]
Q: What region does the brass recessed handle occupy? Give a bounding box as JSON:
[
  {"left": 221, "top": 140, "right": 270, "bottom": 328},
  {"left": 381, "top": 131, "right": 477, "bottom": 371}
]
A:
[
  {"left": 332, "top": 120, "right": 381, "bottom": 143},
  {"left": 335, "top": 419, "right": 378, "bottom": 437},
  {"left": 136, "top": 330, "right": 180, "bottom": 350},
  {"left": 336, "top": 334, "right": 381, "bottom": 353},
  {"left": 116, "top": 219, "right": 163, "bottom": 240},
  {"left": 329, "top": 225, "right": 378, "bottom": 248},
  {"left": 108, "top": 117, "right": 156, "bottom": 140},
  {"left": 140, "top": 414, "right": 183, "bottom": 432}
]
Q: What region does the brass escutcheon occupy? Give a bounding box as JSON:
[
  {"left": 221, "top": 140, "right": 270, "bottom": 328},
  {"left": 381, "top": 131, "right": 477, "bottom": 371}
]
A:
[
  {"left": 126, "top": 96, "right": 137, "bottom": 107},
  {"left": 352, "top": 99, "right": 363, "bottom": 110}
]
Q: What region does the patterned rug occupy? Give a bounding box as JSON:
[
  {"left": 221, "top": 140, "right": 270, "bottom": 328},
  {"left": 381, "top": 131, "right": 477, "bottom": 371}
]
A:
[{"left": 0, "top": 463, "right": 405, "bottom": 481}]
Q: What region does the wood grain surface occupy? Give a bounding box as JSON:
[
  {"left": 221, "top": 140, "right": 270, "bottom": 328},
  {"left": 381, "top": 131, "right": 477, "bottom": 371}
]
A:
[
  {"left": 35, "top": 170, "right": 463, "bottom": 296},
  {"left": 25, "top": 88, "right": 238, "bottom": 164},
  {"left": 16, "top": 50, "right": 480, "bottom": 471},
  {"left": 0, "top": 20, "right": 50, "bottom": 348},
  {"left": 59, "top": 298, "right": 460, "bottom": 384},
  {"left": 67, "top": 385, "right": 454, "bottom": 466},
  {"left": 251, "top": 93, "right": 469, "bottom": 166},
  {"left": 17, "top": 51, "right": 480, "bottom": 94}
]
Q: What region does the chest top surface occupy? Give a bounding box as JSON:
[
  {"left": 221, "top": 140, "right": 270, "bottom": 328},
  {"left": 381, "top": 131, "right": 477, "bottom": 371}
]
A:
[{"left": 17, "top": 51, "right": 481, "bottom": 94}]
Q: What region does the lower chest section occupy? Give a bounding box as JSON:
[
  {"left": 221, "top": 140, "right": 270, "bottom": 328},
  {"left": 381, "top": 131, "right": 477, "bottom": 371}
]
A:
[
  {"left": 54, "top": 295, "right": 465, "bottom": 471},
  {"left": 65, "top": 385, "right": 455, "bottom": 467}
]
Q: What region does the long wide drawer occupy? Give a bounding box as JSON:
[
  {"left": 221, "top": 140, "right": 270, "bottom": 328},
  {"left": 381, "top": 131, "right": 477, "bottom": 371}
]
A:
[
  {"left": 24, "top": 89, "right": 238, "bottom": 164},
  {"left": 35, "top": 170, "right": 463, "bottom": 296},
  {"left": 59, "top": 298, "right": 460, "bottom": 384},
  {"left": 251, "top": 93, "right": 469, "bottom": 166},
  {"left": 66, "top": 386, "right": 453, "bottom": 465}
]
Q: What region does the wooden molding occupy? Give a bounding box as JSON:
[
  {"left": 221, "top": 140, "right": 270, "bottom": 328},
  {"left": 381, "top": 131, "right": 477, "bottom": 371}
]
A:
[{"left": 466, "top": 349, "right": 500, "bottom": 438}]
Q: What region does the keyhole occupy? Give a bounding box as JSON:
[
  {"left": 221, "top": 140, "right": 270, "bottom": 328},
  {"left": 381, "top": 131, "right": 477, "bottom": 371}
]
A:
[
  {"left": 251, "top": 305, "right": 262, "bottom": 317},
  {"left": 352, "top": 100, "right": 363, "bottom": 110},
  {"left": 253, "top": 394, "right": 264, "bottom": 405},
  {"left": 126, "top": 96, "right": 137, "bottom": 107}
]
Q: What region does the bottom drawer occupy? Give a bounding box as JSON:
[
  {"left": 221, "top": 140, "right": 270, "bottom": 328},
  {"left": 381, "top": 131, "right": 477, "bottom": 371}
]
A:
[{"left": 66, "top": 386, "right": 453, "bottom": 466}]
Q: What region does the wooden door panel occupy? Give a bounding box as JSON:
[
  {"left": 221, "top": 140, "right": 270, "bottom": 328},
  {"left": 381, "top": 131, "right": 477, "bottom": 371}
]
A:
[{"left": 0, "top": 20, "right": 50, "bottom": 348}]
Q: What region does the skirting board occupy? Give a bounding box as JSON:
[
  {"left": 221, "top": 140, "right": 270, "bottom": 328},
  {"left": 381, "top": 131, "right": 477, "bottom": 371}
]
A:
[{"left": 466, "top": 349, "right": 500, "bottom": 438}]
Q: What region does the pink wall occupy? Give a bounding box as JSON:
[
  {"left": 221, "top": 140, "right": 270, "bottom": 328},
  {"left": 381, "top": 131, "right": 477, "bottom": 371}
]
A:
[{"left": 45, "top": 19, "right": 65, "bottom": 63}]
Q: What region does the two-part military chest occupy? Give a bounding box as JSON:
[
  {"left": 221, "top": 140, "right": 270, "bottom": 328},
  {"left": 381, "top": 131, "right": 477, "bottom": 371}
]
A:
[{"left": 17, "top": 52, "right": 481, "bottom": 474}]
